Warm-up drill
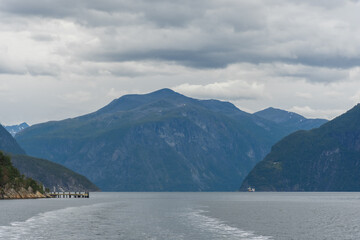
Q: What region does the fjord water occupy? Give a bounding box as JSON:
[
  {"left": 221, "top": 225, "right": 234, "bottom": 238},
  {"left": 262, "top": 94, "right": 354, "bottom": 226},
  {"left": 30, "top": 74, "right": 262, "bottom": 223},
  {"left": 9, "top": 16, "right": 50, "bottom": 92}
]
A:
[{"left": 0, "top": 193, "right": 359, "bottom": 239}]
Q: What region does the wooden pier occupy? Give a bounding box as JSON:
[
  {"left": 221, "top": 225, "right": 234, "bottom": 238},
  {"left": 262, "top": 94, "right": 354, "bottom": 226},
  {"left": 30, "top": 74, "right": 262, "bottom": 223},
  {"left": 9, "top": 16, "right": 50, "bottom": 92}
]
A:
[{"left": 49, "top": 192, "right": 90, "bottom": 198}]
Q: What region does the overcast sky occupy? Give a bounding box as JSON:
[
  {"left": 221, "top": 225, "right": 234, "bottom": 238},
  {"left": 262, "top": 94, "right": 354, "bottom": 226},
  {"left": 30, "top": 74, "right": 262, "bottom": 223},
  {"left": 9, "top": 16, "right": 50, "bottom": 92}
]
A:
[{"left": 1, "top": 0, "right": 360, "bottom": 125}]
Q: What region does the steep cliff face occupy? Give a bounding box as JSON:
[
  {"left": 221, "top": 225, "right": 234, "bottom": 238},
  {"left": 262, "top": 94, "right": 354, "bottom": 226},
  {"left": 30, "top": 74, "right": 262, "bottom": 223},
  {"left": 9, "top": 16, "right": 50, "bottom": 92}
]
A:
[
  {"left": 0, "top": 151, "right": 45, "bottom": 199},
  {"left": 16, "top": 89, "right": 326, "bottom": 191},
  {"left": 241, "top": 104, "right": 360, "bottom": 191}
]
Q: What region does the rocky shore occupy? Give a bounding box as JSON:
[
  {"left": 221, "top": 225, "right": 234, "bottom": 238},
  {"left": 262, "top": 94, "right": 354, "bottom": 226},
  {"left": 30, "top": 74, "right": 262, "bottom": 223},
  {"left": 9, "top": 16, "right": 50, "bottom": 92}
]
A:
[
  {"left": 0, "top": 151, "right": 49, "bottom": 200},
  {"left": 0, "top": 186, "right": 48, "bottom": 199}
]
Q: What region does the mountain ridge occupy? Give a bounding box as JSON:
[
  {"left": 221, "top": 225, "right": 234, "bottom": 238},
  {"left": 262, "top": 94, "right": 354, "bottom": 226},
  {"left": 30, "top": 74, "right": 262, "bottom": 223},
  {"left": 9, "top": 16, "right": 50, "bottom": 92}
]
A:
[
  {"left": 254, "top": 107, "right": 328, "bottom": 131},
  {"left": 240, "top": 104, "right": 360, "bottom": 191},
  {"left": 16, "top": 89, "right": 327, "bottom": 191}
]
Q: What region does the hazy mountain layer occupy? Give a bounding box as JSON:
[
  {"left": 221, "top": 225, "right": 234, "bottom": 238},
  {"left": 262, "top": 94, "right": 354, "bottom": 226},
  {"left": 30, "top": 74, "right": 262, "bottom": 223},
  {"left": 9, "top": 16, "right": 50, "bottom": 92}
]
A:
[
  {"left": 0, "top": 124, "right": 25, "bottom": 154},
  {"left": 5, "top": 122, "right": 29, "bottom": 137},
  {"left": 254, "top": 107, "right": 327, "bottom": 131}
]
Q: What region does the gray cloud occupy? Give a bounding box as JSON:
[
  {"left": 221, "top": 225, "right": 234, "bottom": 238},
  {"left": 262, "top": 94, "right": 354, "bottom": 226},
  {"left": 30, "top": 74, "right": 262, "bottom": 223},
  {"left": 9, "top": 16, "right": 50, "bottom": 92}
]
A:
[
  {"left": 0, "top": 66, "right": 22, "bottom": 75},
  {"left": 2, "top": 0, "right": 360, "bottom": 72},
  {"left": 1, "top": 0, "right": 360, "bottom": 124},
  {"left": 0, "top": 0, "right": 80, "bottom": 18},
  {"left": 264, "top": 64, "right": 349, "bottom": 83},
  {"left": 31, "top": 33, "right": 57, "bottom": 42},
  {"left": 0, "top": 0, "right": 207, "bottom": 27},
  {"left": 174, "top": 80, "right": 265, "bottom": 100}
]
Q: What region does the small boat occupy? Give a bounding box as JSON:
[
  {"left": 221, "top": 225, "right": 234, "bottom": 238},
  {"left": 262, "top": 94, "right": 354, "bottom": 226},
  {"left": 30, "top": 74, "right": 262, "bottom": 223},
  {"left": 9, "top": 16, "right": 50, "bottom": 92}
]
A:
[{"left": 247, "top": 186, "right": 255, "bottom": 192}]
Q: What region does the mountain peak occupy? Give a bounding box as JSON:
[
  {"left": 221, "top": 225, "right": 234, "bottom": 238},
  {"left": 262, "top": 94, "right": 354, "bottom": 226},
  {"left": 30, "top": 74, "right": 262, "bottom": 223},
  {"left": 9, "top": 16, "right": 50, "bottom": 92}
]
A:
[
  {"left": 319, "top": 103, "right": 360, "bottom": 132},
  {"left": 0, "top": 124, "right": 25, "bottom": 154},
  {"left": 150, "top": 88, "right": 176, "bottom": 95},
  {"left": 254, "top": 107, "right": 305, "bottom": 124},
  {"left": 127, "top": 88, "right": 180, "bottom": 98},
  {"left": 4, "top": 122, "right": 30, "bottom": 137},
  {"left": 145, "top": 88, "right": 189, "bottom": 100},
  {"left": 94, "top": 89, "right": 190, "bottom": 115},
  {"left": 254, "top": 107, "right": 328, "bottom": 131}
]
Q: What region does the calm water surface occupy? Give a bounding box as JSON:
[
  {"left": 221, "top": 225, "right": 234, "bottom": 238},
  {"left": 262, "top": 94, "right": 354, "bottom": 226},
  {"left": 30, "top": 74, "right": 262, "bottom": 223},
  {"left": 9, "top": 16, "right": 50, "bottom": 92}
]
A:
[{"left": 0, "top": 192, "right": 359, "bottom": 239}]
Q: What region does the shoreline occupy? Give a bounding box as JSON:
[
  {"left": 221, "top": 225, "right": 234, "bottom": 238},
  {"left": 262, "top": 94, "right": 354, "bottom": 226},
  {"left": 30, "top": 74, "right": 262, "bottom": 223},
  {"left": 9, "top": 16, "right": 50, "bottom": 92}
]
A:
[{"left": 0, "top": 187, "right": 48, "bottom": 200}]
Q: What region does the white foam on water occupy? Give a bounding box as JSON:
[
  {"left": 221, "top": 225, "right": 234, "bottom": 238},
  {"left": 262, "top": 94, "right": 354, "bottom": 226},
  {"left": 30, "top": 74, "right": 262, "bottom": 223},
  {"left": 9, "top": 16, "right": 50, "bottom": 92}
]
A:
[
  {"left": 0, "top": 197, "right": 273, "bottom": 240},
  {"left": 0, "top": 202, "right": 110, "bottom": 240},
  {"left": 184, "top": 209, "right": 273, "bottom": 240}
]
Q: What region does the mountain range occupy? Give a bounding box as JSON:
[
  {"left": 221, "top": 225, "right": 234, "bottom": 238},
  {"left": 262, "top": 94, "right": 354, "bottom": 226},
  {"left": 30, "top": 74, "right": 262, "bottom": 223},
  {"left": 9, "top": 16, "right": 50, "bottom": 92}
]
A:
[
  {"left": 16, "top": 89, "right": 327, "bottom": 191},
  {"left": 241, "top": 104, "right": 360, "bottom": 191}
]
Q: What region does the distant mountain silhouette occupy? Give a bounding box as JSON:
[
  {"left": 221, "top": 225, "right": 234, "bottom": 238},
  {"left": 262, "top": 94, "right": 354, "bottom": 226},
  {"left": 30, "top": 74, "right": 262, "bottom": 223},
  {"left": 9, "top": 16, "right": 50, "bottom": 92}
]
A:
[
  {"left": 0, "top": 124, "right": 25, "bottom": 154},
  {"left": 5, "top": 122, "right": 29, "bottom": 137},
  {"left": 254, "top": 107, "right": 327, "bottom": 131}
]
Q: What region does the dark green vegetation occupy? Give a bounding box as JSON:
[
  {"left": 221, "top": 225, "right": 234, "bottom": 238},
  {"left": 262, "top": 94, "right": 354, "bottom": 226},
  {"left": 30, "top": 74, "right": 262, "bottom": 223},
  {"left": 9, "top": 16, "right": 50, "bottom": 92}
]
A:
[
  {"left": 16, "top": 89, "right": 326, "bottom": 191},
  {"left": 0, "top": 151, "right": 44, "bottom": 196},
  {"left": 241, "top": 104, "right": 360, "bottom": 191},
  {"left": 11, "top": 154, "right": 99, "bottom": 192},
  {"left": 0, "top": 124, "right": 98, "bottom": 191}
]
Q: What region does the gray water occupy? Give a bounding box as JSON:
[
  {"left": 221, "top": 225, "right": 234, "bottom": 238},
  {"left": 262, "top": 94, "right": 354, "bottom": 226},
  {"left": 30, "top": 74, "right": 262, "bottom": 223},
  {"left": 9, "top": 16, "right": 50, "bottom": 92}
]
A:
[{"left": 0, "top": 192, "right": 359, "bottom": 239}]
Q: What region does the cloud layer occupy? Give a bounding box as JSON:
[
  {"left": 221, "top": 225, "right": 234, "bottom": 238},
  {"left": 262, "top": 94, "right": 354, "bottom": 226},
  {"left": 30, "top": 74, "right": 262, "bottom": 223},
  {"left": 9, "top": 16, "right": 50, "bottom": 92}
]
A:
[{"left": 0, "top": 0, "right": 360, "bottom": 124}]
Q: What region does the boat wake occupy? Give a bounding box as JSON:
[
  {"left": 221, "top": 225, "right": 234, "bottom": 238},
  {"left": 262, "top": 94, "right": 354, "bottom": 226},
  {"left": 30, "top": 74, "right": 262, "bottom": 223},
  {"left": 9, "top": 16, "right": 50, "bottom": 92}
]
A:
[
  {"left": 0, "top": 198, "right": 273, "bottom": 240},
  {"left": 0, "top": 202, "right": 110, "bottom": 240},
  {"left": 184, "top": 209, "right": 273, "bottom": 240}
]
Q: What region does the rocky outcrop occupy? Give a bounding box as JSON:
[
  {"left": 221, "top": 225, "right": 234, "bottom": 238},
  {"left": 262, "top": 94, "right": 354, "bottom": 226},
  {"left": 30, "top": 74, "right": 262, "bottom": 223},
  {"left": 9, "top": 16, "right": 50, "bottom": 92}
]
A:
[
  {"left": 0, "top": 151, "right": 47, "bottom": 199},
  {"left": 0, "top": 185, "right": 46, "bottom": 199}
]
